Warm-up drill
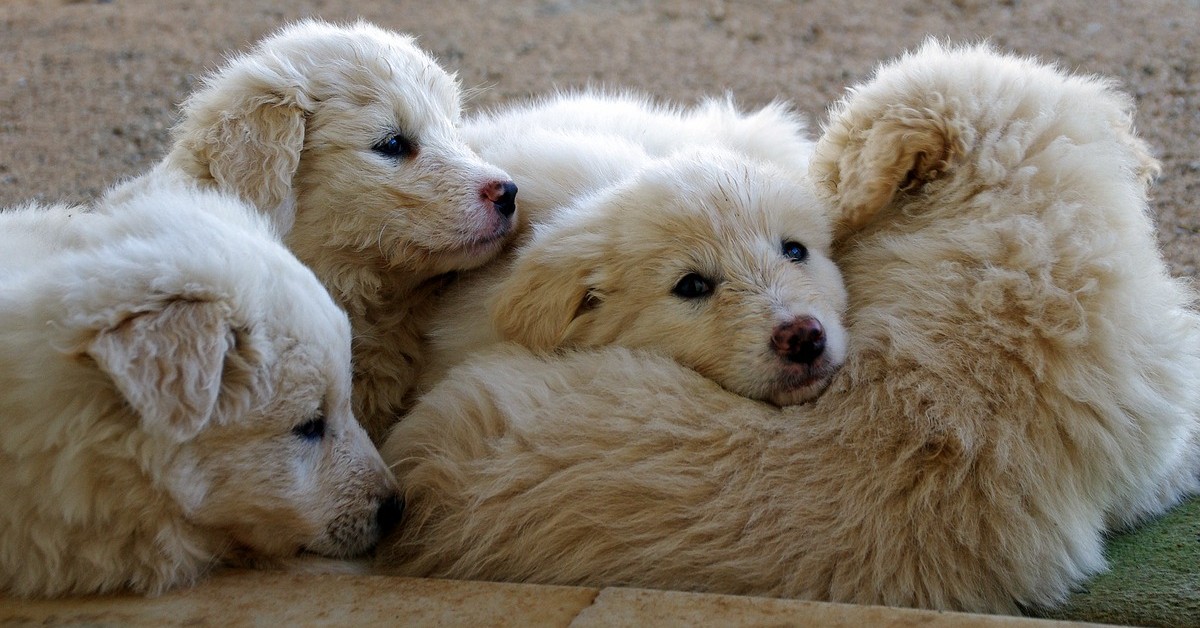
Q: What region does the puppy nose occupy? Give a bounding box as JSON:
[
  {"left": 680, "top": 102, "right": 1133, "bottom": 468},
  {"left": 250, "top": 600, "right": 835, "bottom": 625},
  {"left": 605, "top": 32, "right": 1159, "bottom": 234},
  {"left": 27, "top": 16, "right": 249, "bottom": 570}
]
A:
[
  {"left": 772, "top": 316, "right": 826, "bottom": 365},
  {"left": 376, "top": 494, "right": 405, "bottom": 536},
  {"left": 482, "top": 180, "right": 518, "bottom": 218}
]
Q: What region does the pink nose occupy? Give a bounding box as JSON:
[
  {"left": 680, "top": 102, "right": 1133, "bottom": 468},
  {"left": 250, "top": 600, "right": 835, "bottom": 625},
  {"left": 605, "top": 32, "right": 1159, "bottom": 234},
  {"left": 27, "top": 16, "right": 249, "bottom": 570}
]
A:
[
  {"left": 481, "top": 180, "right": 518, "bottom": 217},
  {"left": 771, "top": 316, "right": 825, "bottom": 365}
]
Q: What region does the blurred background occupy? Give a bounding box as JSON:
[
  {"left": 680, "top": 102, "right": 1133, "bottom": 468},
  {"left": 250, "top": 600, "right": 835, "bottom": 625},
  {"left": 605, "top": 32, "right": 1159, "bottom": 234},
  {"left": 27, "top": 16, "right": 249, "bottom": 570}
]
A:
[{"left": 2, "top": 0, "right": 1197, "bottom": 275}]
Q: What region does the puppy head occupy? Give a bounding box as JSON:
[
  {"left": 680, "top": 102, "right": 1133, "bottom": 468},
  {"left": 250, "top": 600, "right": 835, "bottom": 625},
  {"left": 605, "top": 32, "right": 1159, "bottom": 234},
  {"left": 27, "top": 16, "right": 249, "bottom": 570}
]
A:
[
  {"left": 810, "top": 39, "right": 1160, "bottom": 240},
  {"left": 490, "top": 149, "right": 848, "bottom": 406},
  {"left": 173, "top": 286, "right": 402, "bottom": 560},
  {"left": 85, "top": 199, "right": 400, "bottom": 560},
  {"left": 167, "top": 19, "right": 516, "bottom": 278}
]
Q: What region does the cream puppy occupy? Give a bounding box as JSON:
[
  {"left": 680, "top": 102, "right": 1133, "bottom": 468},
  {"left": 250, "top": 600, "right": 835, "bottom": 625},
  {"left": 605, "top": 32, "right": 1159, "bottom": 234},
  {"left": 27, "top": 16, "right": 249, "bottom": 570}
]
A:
[
  {"left": 380, "top": 42, "right": 1200, "bottom": 614},
  {"left": 420, "top": 92, "right": 842, "bottom": 405},
  {"left": 429, "top": 147, "right": 846, "bottom": 405},
  {"left": 0, "top": 180, "right": 400, "bottom": 597},
  {"left": 155, "top": 20, "right": 517, "bottom": 442}
]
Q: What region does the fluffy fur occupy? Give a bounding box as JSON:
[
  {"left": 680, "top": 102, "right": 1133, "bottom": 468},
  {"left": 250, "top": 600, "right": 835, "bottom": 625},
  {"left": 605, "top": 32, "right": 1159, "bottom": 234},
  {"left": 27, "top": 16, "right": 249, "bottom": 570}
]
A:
[
  {"left": 0, "top": 180, "right": 400, "bottom": 597},
  {"left": 457, "top": 91, "right": 815, "bottom": 233},
  {"left": 421, "top": 93, "right": 845, "bottom": 405},
  {"left": 155, "top": 20, "right": 517, "bottom": 442},
  {"left": 378, "top": 42, "right": 1200, "bottom": 613}
]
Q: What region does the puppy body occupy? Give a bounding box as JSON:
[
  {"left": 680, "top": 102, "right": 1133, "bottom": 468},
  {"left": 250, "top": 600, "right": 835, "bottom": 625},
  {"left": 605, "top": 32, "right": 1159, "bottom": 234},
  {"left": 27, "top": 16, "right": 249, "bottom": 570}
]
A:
[
  {"left": 155, "top": 20, "right": 517, "bottom": 442},
  {"left": 0, "top": 180, "right": 398, "bottom": 597},
  {"left": 458, "top": 91, "right": 814, "bottom": 232},
  {"left": 421, "top": 93, "right": 842, "bottom": 405},
  {"left": 380, "top": 43, "right": 1200, "bottom": 613}
]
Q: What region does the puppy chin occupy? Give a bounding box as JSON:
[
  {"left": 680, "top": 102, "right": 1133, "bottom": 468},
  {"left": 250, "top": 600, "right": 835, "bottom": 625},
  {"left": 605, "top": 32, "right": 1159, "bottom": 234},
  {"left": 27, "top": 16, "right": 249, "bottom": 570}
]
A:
[
  {"left": 402, "top": 222, "right": 513, "bottom": 276},
  {"left": 768, "top": 363, "right": 841, "bottom": 406},
  {"left": 463, "top": 225, "right": 514, "bottom": 257},
  {"left": 437, "top": 231, "right": 511, "bottom": 272}
]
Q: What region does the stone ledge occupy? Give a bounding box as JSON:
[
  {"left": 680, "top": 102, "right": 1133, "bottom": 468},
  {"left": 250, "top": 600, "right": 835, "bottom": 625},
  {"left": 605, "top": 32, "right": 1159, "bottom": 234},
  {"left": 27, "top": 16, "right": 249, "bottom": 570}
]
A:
[{"left": 0, "top": 570, "right": 1108, "bottom": 627}]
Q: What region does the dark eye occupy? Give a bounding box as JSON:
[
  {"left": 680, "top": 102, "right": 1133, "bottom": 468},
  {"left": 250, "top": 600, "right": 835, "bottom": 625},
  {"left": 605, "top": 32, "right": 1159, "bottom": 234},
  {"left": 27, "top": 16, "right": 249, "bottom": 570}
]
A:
[
  {"left": 782, "top": 240, "right": 808, "bottom": 264},
  {"left": 672, "top": 273, "right": 714, "bottom": 299},
  {"left": 372, "top": 133, "right": 415, "bottom": 159},
  {"left": 292, "top": 415, "right": 326, "bottom": 442}
]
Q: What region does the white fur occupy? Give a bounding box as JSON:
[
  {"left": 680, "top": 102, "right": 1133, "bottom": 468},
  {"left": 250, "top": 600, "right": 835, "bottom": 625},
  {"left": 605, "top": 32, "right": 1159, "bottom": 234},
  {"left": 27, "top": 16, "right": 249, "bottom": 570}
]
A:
[
  {"left": 0, "top": 179, "right": 398, "bottom": 597},
  {"left": 155, "top": 20, "right": 517, "bottom": 442},
  {"left": 420, "top": 92, "right": 844, "bottom": 405},
  {"left": 378, "top": 42, "right": 1200, "bottom": 613},
  {"left": 458, "top": 91, "right": 813, "bottom": 230}
]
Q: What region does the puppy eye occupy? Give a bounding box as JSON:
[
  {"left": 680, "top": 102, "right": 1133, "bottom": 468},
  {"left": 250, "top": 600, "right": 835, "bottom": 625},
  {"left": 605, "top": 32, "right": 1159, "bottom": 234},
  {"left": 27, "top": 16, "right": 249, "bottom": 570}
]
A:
[
  {"left": 372, "top": 133, "right": 415, "bottom": 159},
  {"left": 782, "top": 240, "right": 808, "bottom": 264},
  {"left": 292, "top": 415, "right": 326, "bottom": 442},
  {"left": 672, "top": 273, "right": 714, "bottom": 299}
]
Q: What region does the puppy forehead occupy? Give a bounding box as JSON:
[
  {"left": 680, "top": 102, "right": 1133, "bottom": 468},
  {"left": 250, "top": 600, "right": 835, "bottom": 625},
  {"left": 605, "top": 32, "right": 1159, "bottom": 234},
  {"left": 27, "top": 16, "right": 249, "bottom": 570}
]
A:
[
  {"left": 626, "top": 158, "right": 832, "bottom": 250},
  {"left": 281, "top": 297, "right": 352, "bottom": 370},
  {"left": 276, "top": 25, "right": 461, "bottom": 127},
  {"left": 254, "top": 325, "right": 349, "bottom": 431},
  {"left": 255, "top": 255, "right": 353, "bottom": 384},
  {"left": 358, "top": 44, "right": 460, "bottom": 113}
]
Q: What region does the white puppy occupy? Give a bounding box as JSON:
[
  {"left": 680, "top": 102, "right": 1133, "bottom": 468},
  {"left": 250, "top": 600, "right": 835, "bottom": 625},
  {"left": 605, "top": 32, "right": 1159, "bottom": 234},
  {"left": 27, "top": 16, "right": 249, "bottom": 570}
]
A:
[
  {"left": 380, "top": 42, "right": 1200, "bottom": 614},
  {"left": 154, "top": 20, "right": 517, "bottom": 442},
  {"left": 419, "top": 93, "right": 844, "bottom": 405},
  {"left": 0, "top": 180, "right": 400, "bottom": 597}
]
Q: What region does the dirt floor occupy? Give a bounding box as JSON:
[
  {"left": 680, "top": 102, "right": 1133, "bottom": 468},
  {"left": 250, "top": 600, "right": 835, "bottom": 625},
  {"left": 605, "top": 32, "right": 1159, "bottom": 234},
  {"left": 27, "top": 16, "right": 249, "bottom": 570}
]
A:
[{"left": 2, "top": 0, "right": 1198, "bottom": 277}]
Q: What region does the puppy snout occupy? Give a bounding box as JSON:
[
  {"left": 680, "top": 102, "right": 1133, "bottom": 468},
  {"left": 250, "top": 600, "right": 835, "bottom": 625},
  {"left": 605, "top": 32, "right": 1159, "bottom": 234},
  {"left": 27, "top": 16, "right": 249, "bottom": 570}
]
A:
[
  {"left": 482, "top": 180, "right": 518, "bottom": 217},
  {"left": 376, "top": 494, "right": 405, "bottom": 537},
  {"left": 772, "top": 316, "right": 826, "bottom": 365}
]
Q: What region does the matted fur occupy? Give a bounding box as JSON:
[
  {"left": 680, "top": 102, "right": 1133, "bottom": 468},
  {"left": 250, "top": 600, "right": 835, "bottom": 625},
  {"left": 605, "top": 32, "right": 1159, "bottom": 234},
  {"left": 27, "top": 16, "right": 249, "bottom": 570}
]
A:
[
  {"left": 0, "top": 180, "right": 398, "bottom": 597},
  {"left": 378, "top": 42, "right": 1200, "bottom": 613},
  {"left": 157, "top": 20, "right": 516, "bottom": 442},
  {"left": 420, "top": 93, "right": 845, "bottom": 405}
]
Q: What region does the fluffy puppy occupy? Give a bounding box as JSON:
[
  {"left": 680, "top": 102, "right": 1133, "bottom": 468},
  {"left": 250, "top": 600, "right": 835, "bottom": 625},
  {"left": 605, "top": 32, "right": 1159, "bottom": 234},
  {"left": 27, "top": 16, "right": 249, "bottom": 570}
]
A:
[
  {"left": 0, "top": 180, "right": 401, "bottom": 597},
  {"left": 378, "top": 42, "right": 1200, "bottom": 614},
  {"left": 421, "top": 93, "right": 840, "bottom": 404},
  {"left": 435, "top": 147, "right": 845, "bottom": 405},
  {"left": 156, "top": 20, "right": 517, "bottom": 442}
]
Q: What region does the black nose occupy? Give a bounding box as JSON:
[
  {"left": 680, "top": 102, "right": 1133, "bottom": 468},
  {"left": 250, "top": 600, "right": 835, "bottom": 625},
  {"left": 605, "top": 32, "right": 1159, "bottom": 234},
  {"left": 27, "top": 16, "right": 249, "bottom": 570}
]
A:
[
  {"left": 376, "top": 494, "right": 404, "bottom": 536},
  {"left": 493, "top": 180, "right": 517, "bottom": 217},
  {"left": 771, "top": 316, "right": 826, "bottom": 365}
]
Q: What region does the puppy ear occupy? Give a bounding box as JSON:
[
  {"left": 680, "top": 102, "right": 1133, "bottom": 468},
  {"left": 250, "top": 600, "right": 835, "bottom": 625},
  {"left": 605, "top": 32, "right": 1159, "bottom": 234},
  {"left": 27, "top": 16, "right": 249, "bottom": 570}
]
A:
[
  {"left": 169, "top": 74, "right": 310, "bottom": 236},
  {"left": 811, "top": 102, "right": 965, "bottom": 239},
  {"left": 88, "top": 298, "right": 235, "bottom": 441},
  {"left": 489, "top": 231, "right": 601, "bottom": 352}
]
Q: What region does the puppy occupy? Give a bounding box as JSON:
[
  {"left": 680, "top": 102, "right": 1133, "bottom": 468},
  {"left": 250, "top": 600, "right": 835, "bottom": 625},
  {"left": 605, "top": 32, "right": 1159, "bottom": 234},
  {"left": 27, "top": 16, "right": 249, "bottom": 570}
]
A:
[
  {"left": 154, "top": 20, "right": 518, "bottom": 442},
  {"left": 0, "top": 180, "right": 401, "bottom": 597},
  {"left": 420, "top": 93, "right": 842, "bottom": 405},
  {"left": 378, "top": 42, "right": 1200, "bottom": 614}
]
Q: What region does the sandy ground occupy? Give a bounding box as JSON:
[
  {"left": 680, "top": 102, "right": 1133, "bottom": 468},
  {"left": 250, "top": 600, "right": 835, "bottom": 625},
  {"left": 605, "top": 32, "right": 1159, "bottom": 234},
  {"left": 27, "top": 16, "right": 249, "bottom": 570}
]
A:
[{"left": 2, "top": 0, "right": 1197, "bottom": 276}]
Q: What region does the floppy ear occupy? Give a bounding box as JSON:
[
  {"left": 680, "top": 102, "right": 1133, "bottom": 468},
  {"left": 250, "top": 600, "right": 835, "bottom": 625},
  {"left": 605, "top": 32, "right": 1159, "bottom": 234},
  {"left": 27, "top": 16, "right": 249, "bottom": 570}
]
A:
[
  {"left": 489, "top": 229, "right": 603, "bottom": 352},
  {"left": 88, "top": 298, "right": 236, "bottom": 441},
  {"left": 169, "top": 75, "right": 309, "bottom": 236},
  {"left": 811, "top": 102, "right": 965, "bottom": 239}
]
